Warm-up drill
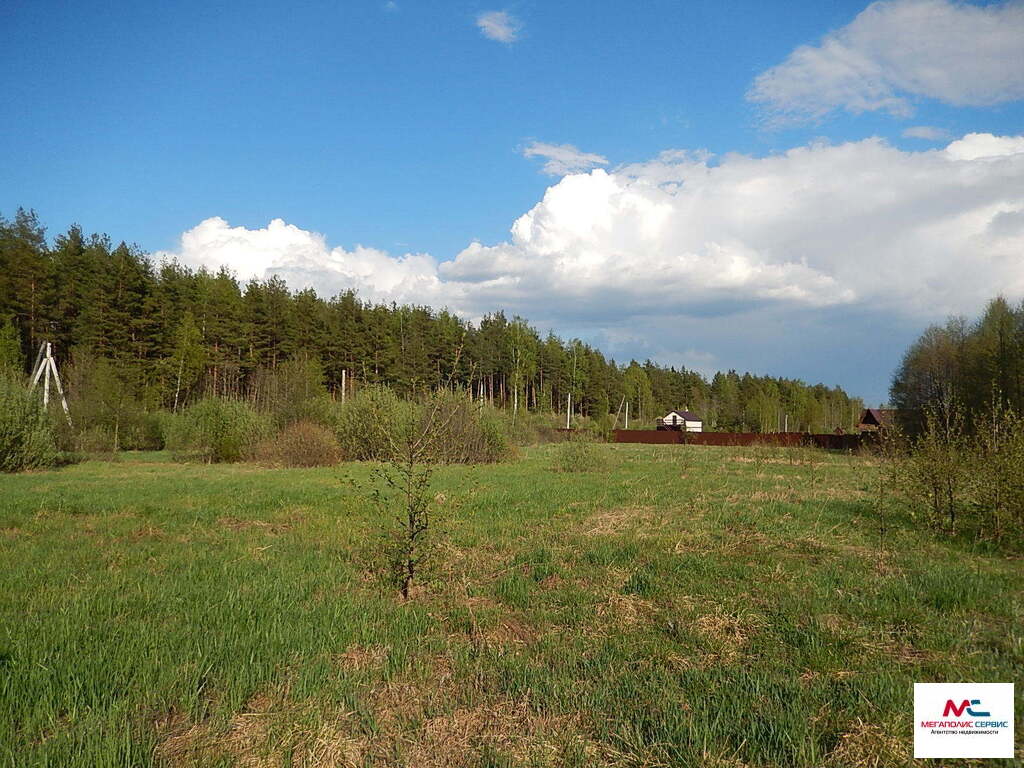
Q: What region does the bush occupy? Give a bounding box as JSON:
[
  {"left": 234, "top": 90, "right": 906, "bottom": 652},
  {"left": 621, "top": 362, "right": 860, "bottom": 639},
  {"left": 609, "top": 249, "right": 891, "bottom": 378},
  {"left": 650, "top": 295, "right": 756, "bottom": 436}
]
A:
[
  {"left": 901, "top": 406, "right": 970, "bottom": 532},
  {"left": 331, "top": 386, "right": 512, "bottom": 464},
  {"left": 890, "top": 399, "right": 1024, "bottom": 546},
  {"left": 425, "top": 392, "right": 511, "bottom": 464},
  {"left": 478, "top": 407, "right": 513, "bottom": 463},
  {"left": 551, "top": 433, "right": 602, "bottom": 473},
  {"left": 0, "top": 373, "right": 59, "bottom": 472},
  {"left": 289, "top": 394, "right": 338, "bottom": 430},
  {"left": 971, "top": 403, "right": 1024, "bottom": 539},
  {"left": 333, "top": 385, "right": 410, "bottom": 461},
  {"left": 165, "top": 398, "right": 271, "bottom": 463},
  {"left": 256, "top": 421, "right": 341, "bottom": 467}
]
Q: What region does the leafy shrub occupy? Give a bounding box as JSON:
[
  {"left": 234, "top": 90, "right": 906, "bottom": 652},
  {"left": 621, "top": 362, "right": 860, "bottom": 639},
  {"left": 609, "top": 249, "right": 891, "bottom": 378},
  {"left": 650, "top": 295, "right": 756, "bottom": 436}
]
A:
[
  {"left": 902, "top": 406, "right": 970, "bottom": 532},
  {"left": 333, "top": 385, "right": 409, "bottom": 461},
  {"left": 289, "top": 394, "right": 338, "bottom": 430},
  {"left": 165, "top": 398, "right": 271, "bottom": 463},
  {"left": 0, "top": 372, "right": 59, "bottom": 472},
  {"left": 970, "top": 402, "right": 1024, "bottom": 538},
  {"left": 888, "top": 398, "right": 1024, "bottom": 546},
  {"left": 551, "top": 433, "right": 602, "bottom": 473},
  {"left": 425, "top": 392, "right": 511, "bottom": 464},
  {"left": 478, "top": 407, "right": 513, "bottom": 463},
  {"left": 256, "top": 420, "right": 341, "bottom": 467}
]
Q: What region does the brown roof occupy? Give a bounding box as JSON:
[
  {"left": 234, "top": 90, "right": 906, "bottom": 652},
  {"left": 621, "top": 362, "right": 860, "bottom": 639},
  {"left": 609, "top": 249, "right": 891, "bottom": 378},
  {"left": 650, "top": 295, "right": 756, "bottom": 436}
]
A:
[{"left": 860, "top": 408, "right": 896, "bottom": 427}]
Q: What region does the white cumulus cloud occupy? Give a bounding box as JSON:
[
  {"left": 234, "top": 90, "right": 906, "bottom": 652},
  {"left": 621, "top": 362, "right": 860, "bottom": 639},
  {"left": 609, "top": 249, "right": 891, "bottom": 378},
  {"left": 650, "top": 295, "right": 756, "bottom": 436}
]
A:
[
  {"left": 749, "top": 0, "right": 1024, "bottom": 124},
  {"left": 154, "top": 217, "right": 448, "bottom": 306},
  {"left": 522, "top": 141, "right": 609, "bottom": 176},
  {"left": 439, "top": 135, "right": 1024, "bottom": 321},
  {"left": 944, "top": 132, "right": 1024, "bottom": 160},
  {"left": 476, "top": 10, "right": 521, "bottom": 43}
]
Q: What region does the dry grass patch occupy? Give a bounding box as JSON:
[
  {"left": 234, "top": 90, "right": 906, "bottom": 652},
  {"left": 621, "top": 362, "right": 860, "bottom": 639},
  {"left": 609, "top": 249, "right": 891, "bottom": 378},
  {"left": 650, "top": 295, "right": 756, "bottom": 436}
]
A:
[
  {"left": 597, "top": 592, "right": 656, "bottom": 630},
  {"left": 864, "top": 639, "right": 938, "bottom": 666},
  {"left": 336, "top": 644, "right": 389, "bottom": 671},
  {"left": 159, "top": 690, "right": 602, "bottom": 768},
  {"left": 729, "top": 455, "right": 824, "bottom": 467},
  {"left": 394, "top": 698, "right": 602, "bottom": 768},
  {"left": 825, "top": 720, "right": 907, "bottom": 767},
  {"left": 156, "top": 692, "right": 313, "bottom": 768},
  {"left": 691, "top": 608, "right": 765, "bottom": 664},
  {"left": 128, "top": 524, "right": 167, "bottom": 541},
  {"left": 367, "top": 654, "right": 458, "bottom": 731},
  {"left": 582, "top": 506, "right": 660, "bottom": 537},
  {"left": 216, "top": 510, "right": 307, "bottom": 535},
  {"left": 477, "top": 615, "right": 541, "bottom": 648}
]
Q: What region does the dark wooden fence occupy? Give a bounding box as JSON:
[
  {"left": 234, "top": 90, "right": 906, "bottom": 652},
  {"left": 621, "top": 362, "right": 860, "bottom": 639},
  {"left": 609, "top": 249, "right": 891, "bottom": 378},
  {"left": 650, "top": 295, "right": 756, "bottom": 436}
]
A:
[{"left": 613, "top": 430, "right": 863, "bottom": 451}]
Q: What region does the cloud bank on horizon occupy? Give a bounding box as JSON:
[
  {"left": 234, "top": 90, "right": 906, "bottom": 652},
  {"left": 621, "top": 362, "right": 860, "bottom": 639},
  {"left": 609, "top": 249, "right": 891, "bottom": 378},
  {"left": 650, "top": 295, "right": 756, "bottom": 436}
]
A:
[
  {"left": 748, "top": 0, "right": 1024, "bottom": 123},
  {"left": 158, "top": 132, "right": 1024, "bottom": 336}
]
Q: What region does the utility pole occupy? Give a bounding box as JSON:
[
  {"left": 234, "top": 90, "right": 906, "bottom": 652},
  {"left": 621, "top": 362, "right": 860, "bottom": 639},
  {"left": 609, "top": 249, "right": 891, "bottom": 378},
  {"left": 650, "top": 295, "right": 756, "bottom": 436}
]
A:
[
  {"left": 625, "top": 401, "right": 630, "bottom": 429},
  {"left": 30, "top": 342, "right": 72, "bottom": 426},
  {"left": 566, "top": 392, "right": 572, "bottom": 429}
]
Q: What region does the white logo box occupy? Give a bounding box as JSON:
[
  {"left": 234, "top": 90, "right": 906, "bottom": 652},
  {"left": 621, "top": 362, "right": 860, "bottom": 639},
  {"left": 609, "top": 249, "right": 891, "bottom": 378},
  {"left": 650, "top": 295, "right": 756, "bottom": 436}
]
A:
[{"left": 914, "top": 682, "right": 1014, "bottom": 759}]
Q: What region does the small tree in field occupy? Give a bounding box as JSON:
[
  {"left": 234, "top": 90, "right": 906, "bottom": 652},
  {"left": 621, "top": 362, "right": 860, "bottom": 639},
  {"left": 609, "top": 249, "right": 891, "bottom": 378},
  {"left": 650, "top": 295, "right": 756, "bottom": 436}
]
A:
[
  {"left": 904, "top": 399, "right": 969, "bottom": 533},
  {"left": 369, "top": 390, "right": 465, "bottom": 600},
  {"left": 365, "top": 343, "right": 480, "bottom": 599}
]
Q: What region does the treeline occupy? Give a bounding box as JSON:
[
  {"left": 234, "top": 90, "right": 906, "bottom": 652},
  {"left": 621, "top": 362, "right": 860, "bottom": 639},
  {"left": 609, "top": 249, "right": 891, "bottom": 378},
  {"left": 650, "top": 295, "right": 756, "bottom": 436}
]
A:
[
  {"left": 891, "top": 296, "right": 1024, "bottom": 431},
  {"left": 0, "top": 208, "right": 862, "bottom": 433},
  {"left": 883, "top": 296, "right": 1024, "bottom": 547}
]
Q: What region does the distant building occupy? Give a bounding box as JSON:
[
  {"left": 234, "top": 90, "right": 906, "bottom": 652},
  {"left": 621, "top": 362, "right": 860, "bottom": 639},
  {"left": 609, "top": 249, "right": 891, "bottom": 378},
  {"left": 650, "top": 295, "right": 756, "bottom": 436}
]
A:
[
  {"left": 656, "top": 409, "right": 703, "bottom": 432},
  {"left": 858, "top": 408, "right": 896, "bottom": 432}
]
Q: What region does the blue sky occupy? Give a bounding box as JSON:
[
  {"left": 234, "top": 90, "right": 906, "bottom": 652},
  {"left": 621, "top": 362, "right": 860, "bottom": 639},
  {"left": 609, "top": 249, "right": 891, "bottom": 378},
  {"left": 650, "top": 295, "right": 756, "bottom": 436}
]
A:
[{"left": 3, "top": 0, "right": 1024, "bottom": 403}]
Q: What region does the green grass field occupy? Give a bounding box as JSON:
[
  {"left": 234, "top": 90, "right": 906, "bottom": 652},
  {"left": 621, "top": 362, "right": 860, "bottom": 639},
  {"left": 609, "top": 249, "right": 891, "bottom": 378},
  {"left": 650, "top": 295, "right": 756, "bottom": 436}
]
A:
[{"left": 1, "top": 445, "right": 1020, "bottom": 767}]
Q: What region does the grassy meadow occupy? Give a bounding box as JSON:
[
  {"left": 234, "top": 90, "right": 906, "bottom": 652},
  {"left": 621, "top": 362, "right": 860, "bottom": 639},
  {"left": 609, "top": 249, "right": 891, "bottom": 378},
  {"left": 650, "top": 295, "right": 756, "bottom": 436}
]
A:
[{"left": 1, "top": 444, "right": 1021, "bottom": 767}]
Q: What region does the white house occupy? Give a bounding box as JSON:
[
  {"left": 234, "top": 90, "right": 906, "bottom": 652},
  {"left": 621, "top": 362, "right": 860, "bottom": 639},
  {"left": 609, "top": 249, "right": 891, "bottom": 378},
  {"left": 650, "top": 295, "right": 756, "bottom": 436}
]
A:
[{"left": 656, "top": 409, "right": 703, "bottom": 432}]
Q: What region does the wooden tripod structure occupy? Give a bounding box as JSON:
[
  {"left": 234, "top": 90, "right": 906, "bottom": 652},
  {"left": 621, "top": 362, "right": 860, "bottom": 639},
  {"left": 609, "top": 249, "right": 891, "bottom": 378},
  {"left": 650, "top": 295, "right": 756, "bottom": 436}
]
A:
[{"left": 30, "top": 341, "right": 72, "bottom": 426}]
